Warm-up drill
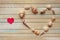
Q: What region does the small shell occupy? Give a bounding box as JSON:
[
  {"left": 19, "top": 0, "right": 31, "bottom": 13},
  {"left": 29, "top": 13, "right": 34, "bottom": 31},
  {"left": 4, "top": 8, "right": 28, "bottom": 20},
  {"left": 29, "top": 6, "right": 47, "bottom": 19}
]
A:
[
  {"left": 46, "top": 5, "right": 52, "bottom": 10},
  {"left": 32, "top": 30, "right": 40, "bottom": 35},
  {"left": 48, "top": 21, "right": 53, "bottom": 27},
  {"left": 40, "top": 8, "right": 47, "bottom": 15},
  {"left": 43, "top": 26, "right": 49, "bottom": 32},
  {"left": 19, "top": 10, "right": 25, "bottom": 19},
  {"left": 51, "top": 16, "right": 56, "bottom": 22},
  {"left": 24, "top": 5, "right": 31, "bottom": 10},
  {"left": 52, "top": 10, "right": 55, "bottom": 15},
  {"left": 31, "top": 7, "right": 38, "bottom": 14},
  {"left": 40, "top": 10, "right": 45, "bottom": 15},
  {"left": 40, "top": 31, "right": 45, "bottom": 36}
]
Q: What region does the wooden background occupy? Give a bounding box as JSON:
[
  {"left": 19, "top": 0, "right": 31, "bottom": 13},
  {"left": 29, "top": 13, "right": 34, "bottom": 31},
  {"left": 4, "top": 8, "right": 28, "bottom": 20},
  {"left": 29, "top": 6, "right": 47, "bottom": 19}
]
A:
[{"left": 0, "top": 0, "right": 60, "bottom": 40}]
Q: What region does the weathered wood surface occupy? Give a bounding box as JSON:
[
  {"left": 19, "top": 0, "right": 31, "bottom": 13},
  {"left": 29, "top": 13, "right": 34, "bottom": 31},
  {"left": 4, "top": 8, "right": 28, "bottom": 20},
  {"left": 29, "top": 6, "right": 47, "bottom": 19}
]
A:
[{"left": 0, "top": 0, "right": 60, "bottom": 40}]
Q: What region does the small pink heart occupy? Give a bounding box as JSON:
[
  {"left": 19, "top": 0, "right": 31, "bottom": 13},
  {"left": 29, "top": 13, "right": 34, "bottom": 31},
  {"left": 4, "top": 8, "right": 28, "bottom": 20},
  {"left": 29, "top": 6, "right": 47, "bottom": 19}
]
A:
[{"left": 7, "top": 18, "right": 14, "bottom": 24}]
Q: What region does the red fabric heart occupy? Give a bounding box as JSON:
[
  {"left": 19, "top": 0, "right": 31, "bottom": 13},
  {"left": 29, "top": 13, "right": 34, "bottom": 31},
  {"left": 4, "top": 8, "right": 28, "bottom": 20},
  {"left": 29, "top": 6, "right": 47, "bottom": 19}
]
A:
[{"left": 7, "top": 18, "right": 14, "bottom": 24}]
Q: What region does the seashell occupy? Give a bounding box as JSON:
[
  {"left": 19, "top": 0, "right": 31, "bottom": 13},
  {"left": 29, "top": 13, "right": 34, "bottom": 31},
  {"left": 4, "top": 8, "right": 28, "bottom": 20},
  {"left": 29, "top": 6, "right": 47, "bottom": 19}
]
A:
[
  {"left": 31, "top": 7, "right": 38, "bottom": 14},
  {"left": 40, "top": 8, "right": 47, "bottom": 15},
  {"left": 32, "top": 30, "right": 40, "bottom": 35},
  {"left": 43, "top": 26, "right": 49, "bottom": 32},
  {"left": 24, "top": 5, "right": 31, "bottom": 10},
  {"left": 51, "top": 16, "right": 56, "bottom": 22},
  {"left": 46, "top": 5, "right": 52, "bottom": 10},
  {"left": 48, "top": 21, "right": 53, "bottom": 27},
  {"left": 19, "top": 10, "right": 25, "bottom": 19}
]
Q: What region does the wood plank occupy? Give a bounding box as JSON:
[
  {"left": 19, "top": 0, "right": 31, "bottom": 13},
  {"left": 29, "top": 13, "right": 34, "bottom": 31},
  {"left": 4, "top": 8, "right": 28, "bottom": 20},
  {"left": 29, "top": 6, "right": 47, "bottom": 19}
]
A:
[
  {"left": 0, "top": 36, "right": 45, "bottom": 40},
  {"left": 0, "top": 36, "right": 60, "bottom": 40},
  {"left": 0, "top": 34, "right": 59, "bottom": 37},
  {"left": 0, "top": 30, "right": 60, "bottom": 34},
  {"left": 0, "top": 15, "right": 59, "bottom": 19},
  {"left": 45, "top": 37, "right": 60, "bottom": 40},
  {"left": 0, "top": 0, "right": 60, "bottom": 3},
  {"left": 0, "top": 4, "right": 60, "bottom": 8},
  {"left": 0, "top": 18, "right": 60, "bottom": 23},
  {"left": 0, "top": 23, "right": 59, "bottom": 29},
  {"left": 0, "top": 8, "right": 60, "bottom": 14}
]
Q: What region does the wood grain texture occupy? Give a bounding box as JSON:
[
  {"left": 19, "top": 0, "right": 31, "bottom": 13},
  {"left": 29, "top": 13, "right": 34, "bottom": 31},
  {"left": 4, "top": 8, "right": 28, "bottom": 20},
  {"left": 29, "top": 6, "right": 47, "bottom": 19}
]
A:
[
  {"left": 0, "top": 0, "right": 60, "bottom": 40},
  {"left": 0, "top": 8, "right": 60, "bottom": 14},
  {"left": 0, "top": 4, "right": 60, "bottom": 8},
  {"left": 0, "top": 0, "right": 60, "bottom": 3}
]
